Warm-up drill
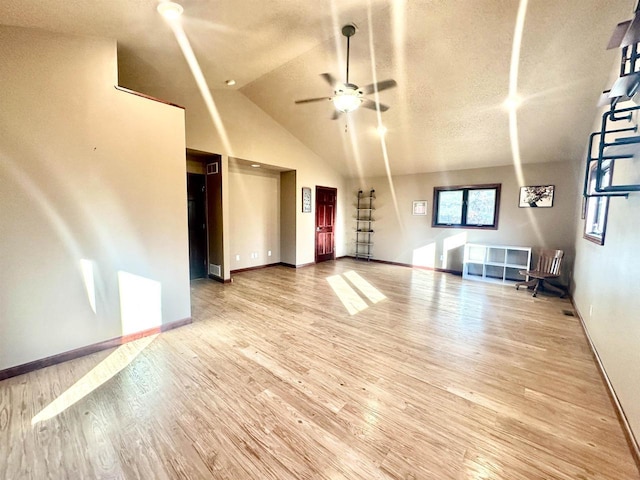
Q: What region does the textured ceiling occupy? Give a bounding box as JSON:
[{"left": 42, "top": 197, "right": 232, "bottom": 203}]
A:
[{"left": 0, "top": 0, "right": 634, "bottom": 178}]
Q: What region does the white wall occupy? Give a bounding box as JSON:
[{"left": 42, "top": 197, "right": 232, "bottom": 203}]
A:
[
  {"left": 0, "top": 27, "right": 190, "bottom": 370},
  {"left": 572, "top": 105, "right": 640, "bottom": 442},
  {"left": 229, "top": 164, "right": 280, "bottom": 270},
  {"left": 348, "top": 161, "right": 578, "bottom": 283}
]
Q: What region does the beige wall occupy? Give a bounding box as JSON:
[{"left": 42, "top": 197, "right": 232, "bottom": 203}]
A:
[
  {"left": 280, "top": 171, "right": 297, "bottom": 266},
  {"left": 572, "top": 106, "right": 640, "bottom": 441},
  {"left": 0, "top": 27, "right": 190, "bottom": 370},
  {"left": 185, "top": 90, "right": 348, "bottom": 267},
  {"left": 229, "top": 164, "right": 281, "bottom": 270},
  {"left": 116, "top": 73, "right": 348, "bottom": 267},
  {"left": 348, "top": 161, "right": 578, "bottom": 283}
]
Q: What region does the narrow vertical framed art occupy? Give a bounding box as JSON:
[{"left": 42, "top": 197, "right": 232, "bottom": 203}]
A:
[{"left": 302, "top": 187, "right": 312, "bottom": 213}]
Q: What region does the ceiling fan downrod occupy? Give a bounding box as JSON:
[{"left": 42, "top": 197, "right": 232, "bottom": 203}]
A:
[{"left": 342, "top": 24, "right": 356, "bottom": 85}]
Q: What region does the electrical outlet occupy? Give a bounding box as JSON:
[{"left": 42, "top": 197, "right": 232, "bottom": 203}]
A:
[
  {"left": 268, "top": 250, "right": 272, "bottom": 257},
  {"left": 235, "top": 254, "right": 240, "bottom": 261}
]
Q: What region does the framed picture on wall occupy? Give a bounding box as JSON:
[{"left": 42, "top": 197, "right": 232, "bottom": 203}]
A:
[
  {"left": 413, "top": 200, "right": 427, "bottom": 215},
  {"left": 518, "top": 185, "right": 554, "bottom": 208},
  {"left": 302, "top": 187, "right": 312, "bottom": 213}
]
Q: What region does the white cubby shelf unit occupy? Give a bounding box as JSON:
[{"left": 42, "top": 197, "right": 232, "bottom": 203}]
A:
[{"left": 463, "top": 244, "right": 532, "bottom": 284}]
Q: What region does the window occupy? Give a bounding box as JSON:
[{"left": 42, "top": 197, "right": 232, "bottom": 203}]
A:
[
  {"left": 584, "top": 161, "right": 611, "bottom": 245},
  {"left": 433, "top": 184, "right": 501, "bottom": 229}
]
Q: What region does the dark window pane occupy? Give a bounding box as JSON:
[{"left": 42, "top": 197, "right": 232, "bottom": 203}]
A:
[
  {"left": 583, "top": 161, "right": 611, "bottom": 245},
  {"left": 433, "top": 184, "right": 500, "bottom": 230},
  {"left": 437, "top": 190, "right": 463, "bottom": 224},
  {"left": 467, "top": 189, "right": 496, "bottom": 225}
]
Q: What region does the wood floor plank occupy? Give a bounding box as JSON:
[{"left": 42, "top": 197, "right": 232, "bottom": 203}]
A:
[{"left": 0, "top": 259, "right": 638, "bottom": 479}]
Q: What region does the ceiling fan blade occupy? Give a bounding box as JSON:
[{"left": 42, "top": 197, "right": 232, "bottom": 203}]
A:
[
  {"left": 320, "top": 73, "right": 338, "bottom": 87},
  {"left": 294, "top": 96, "right": 332, "bottom": 104},
  {"left": 361, "top": 79, "right": 397, "bottom": 95},
  {"left": 361, "top": 98, "right": 390, "bottom": 112}
]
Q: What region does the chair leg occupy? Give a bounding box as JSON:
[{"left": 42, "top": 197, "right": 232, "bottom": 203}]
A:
[
  {"left": 532, "top": 279, "right": 542, "bottom": 297},
  {"left": 515, "top": 279, "right": 537, "bottom": 291},
  {"left": 541, "top": 281, "right": 567, "bottom": 298}
]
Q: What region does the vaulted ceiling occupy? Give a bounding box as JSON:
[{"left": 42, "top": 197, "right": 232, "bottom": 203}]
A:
[{"left": 0, "top": 0, "right": 633, "bottom": 177}]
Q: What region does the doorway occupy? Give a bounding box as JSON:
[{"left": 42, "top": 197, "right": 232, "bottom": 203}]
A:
[
  {"left": 187, "top": 173, "right": 207, "bottom": 279},
  {"left": 315, "top": 186, "right": 337, "bottom": 263}
]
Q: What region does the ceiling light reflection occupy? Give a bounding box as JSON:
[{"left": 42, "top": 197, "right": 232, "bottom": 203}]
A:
[
  {"left": 157, "top": 2, "right": 184, "bottom": 20},
  {"left": 503, "top": 94, "right": 523, "bottom": 112}
]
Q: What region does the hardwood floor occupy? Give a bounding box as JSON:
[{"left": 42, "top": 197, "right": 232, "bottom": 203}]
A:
[{"left": 1, "top": 259, "right": 638, "bottom": 479}]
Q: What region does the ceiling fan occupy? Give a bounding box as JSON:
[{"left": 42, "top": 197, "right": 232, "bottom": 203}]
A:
[{"left": 294, "top": 24, "right": 397, "bottom": 118}]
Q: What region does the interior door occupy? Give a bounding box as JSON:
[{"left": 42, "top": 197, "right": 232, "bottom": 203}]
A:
[
  {"left": 315, "top": 186, "right": 337, "bottom": 263},
  {"left": 187, "top": 173, "right": 207, "bottom": 279}
]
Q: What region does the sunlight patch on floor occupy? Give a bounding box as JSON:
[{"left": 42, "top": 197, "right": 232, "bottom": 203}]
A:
[
  {"left": 327, "top": 270, "right": 387, "bottom": 315},
  {"left": 31, "top": 335, "right": 158, "bottom": 425},
  {"left": 327, "top": 274, "right": 368, "bottom": 315},
  {"left": 343, "top": 270, "right": 386, "bottom": 304}
]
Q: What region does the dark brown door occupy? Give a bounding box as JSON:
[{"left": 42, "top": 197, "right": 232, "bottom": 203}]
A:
[
  {"left": 187, "top": 173, "right": 207, "bottom": 279},
  {"left": 315, "top": 186, "right": 337, "bottom": 263}
]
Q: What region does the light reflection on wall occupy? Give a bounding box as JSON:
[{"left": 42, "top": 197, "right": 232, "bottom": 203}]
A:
[
  {"left": 118, "top": 271, "right": 162, "bottom": 335},
  {"left": 412, "top": 243, "right": 436, "bottom": 268},
  {"left": 31, "top": 334, "right": 158, "bottom": 425},
  {"left": 507, "top": 0, "right": 528, "bottom": 188},
  {"left": 79, "top": 259, "right": 96, "bottom": 313},
  {"left": 161, "top": 10, "right": 233, "bottom": 156},
  {"left": 366, "top": 7, "right": 406, "bottom": 239},
  {"left": 507, "top": 0, "right": 544, "bottom": 246},
  {"left": 442, "top": 232, "right": 467, "bottom": 269}
]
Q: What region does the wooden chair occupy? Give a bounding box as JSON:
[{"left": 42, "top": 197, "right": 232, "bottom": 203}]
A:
[{"left": 515, "top": 249, "right": 566, "bottom": 298}]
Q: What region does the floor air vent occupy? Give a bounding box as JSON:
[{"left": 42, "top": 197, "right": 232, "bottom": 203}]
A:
[
  {"left": 209, "top": 264, "right": 221, "bottom": 277},
  {"left": 562, "top": 309, "right": 575, "bottom": 317}
]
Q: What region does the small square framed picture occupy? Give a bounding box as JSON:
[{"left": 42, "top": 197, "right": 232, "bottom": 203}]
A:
[{"left": 413, "top": 200, "right": 427, "bottom": 215}]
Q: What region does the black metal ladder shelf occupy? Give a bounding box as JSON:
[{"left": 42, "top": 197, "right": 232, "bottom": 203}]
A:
[{"left": 355, "top": 189, "right": 375, "bottom": 260}]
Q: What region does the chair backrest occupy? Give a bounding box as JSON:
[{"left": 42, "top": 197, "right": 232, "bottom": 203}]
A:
[{"left": 535, "top": 249, "right": 564, "bottom": 275}]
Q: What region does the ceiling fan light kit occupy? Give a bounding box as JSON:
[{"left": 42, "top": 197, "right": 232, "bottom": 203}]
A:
[
  {"left": 333, "top": 85, "right": 363, "bottom": 113},
  {"left": 294, "top": 23, "right": 397, "bottom": 118}
]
